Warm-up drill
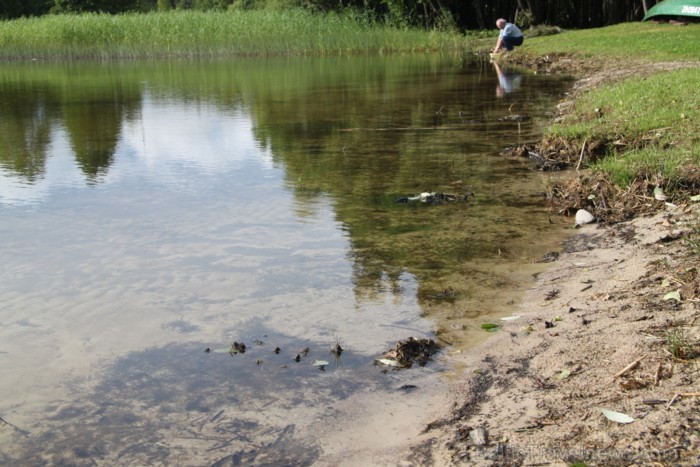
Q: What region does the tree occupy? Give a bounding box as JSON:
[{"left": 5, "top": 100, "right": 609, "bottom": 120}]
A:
[
  {"left": 157, "top": 0, "right": 174, "bottom": 10},
  {"left": 52, "top": 0, "right": 141, "bottom": 13},
  {"left": 1, "top": 0, "right": 52, "bottom": 19}
]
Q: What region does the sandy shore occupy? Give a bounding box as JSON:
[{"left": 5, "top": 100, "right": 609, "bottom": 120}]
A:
[{"left": 400, "top": 199, "right": 699, "bottom": 466}]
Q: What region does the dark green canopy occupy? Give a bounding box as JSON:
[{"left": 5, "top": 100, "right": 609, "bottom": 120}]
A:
[{"left": 643, "top": 0, "right": 700, "bottom": 21}]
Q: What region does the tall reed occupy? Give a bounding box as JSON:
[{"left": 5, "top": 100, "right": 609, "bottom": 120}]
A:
[{"left": 0, "top": 10, "right": 468, "bottom": 60}]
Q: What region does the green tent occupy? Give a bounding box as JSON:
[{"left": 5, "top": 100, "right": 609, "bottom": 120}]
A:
[{"left": 643, "top": 0, "right": 700, "bottom": 21}]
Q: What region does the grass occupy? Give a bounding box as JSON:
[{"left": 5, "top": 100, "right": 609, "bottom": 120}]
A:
[
  {"left": 666, "top": 328, "right": 696, "bottom": 360},
  {"left": 0, "top": 10, "right": 468, "bottom": 60},
  {"left": 513, "top": 24, "right": 700, "bottom": 195},
  {"left": 547, "top": 67, "right": 699, "bottom": 187},
  {"left": 524, "top": 22, "right": 700, "bottom": 62}
]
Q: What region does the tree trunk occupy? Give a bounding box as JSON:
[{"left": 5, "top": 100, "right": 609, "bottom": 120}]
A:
[{"left": 472, "top": 0, "right": 486, "bottom": 29}]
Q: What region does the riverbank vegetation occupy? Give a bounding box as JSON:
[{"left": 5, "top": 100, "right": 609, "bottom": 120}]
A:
[
  {"left": 524, "top": 22, "right": 700, "bottom": 61},
  {"left": 497, "top": 23, "right": 700, "bottom": 223},
  {"left": 0, "top": 9, "right": 466, "bottom": 60},
  {"left": 1, "top": 0, "right": 667, "bottom": 30}
]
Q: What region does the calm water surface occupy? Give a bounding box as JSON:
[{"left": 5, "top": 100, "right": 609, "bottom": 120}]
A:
[{"left": 0, "top": 55, "right": 572, "bottom": 465}]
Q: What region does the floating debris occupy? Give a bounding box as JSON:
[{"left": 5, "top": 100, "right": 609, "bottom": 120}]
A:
[
  {"left": 312, "top": 360, "right": 329, "bottom": 371},
  {"left": 396, "top": 192, "right": 473, "bottom": 205},
  {"left": 378, "top": 337, "right": 440, "bottom": 369},
  {"left": 230, "top": 341, "right": 247, "bottom": 354},
  {"left": 377, "top": 358, "right": 401, "bottom": 367},
  {"left": 331, "top": 336, "right": 343, "bottom": 357}
]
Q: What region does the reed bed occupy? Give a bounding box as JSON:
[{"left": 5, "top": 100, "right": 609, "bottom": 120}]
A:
[{"left": 0, "top": 10, "right": 468, "bottom": 60}]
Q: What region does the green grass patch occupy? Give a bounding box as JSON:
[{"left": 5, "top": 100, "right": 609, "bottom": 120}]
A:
[
  {"left": 524, "top": 23, "right": 700, "bottom": 62},
  {"left": 546, "top": 68, "right": 699, "bottom": 188},
  {"left": 0, "top": 10, "right": 468, "bottom": 60},
  {"left": 593, "top": 146, "right": 698, "bottom": 188}
]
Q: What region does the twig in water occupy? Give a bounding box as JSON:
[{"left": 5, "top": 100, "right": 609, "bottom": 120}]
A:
[{"left": 0, "top": 416, "right": 30, "bottom": 436}]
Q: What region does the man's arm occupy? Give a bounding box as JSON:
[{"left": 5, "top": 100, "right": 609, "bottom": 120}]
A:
[{"left": 493, "top": 35, "right": 503, "bottom": 52}]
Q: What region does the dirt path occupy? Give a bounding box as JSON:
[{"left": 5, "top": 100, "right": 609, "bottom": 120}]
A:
[{"left": 396, "top": 56, "right": 700, "bottom": 467}]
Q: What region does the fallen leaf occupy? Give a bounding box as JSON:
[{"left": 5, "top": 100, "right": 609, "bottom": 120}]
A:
[
  {"left": 690, "top": 194, "right": 700, "bottom": 202},
  {"left": 313, "top": 360, "right": 329, "bottom": 367},
  {"left": 599, "top": 408, "right": 635, "bottom": 424},
  {"left": 653, "top": 186, "right": 666, "bottom": 201},
  {"left": 556, "top": 368, "right": 571, "bottom": 380},
  {"left": 499, "top": 315, "right": 521, "bottom": 321},
  {"left": 663, "top": 291, "right": 681, "bottom": 302},
  {"left": 480, "top": 323, "right": 500, "bottom": 332}
]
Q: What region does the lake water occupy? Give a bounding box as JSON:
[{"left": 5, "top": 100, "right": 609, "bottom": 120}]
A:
[{"left": 0, "top": 55, "right": 573, "bottom": 465}]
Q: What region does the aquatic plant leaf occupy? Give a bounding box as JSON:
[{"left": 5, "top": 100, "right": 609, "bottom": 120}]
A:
[
  {"left": 556, "top": 368, "right": 571, "bottom": 380},
  {"left": 499, "top": 315, "right": 521, "bottom": 321},
  {"left": 598, "top": 408, "right": 635, "bottom": 424},
  {"left": 312, "top": 360, "right": 329, "bottom": 367},
  {"left": 663, "top": 291, "right": 681, "bottom": 302},
  {"left": 480, "top": 323, "right": 500, "bottom": 332}
]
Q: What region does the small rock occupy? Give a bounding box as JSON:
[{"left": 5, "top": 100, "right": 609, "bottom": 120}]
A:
[
  {"left": 469, "top": 426, "right": 488, "bottom": 446},
  {"left": 574, "top": 209, "right": 595, "bottom": 227}
]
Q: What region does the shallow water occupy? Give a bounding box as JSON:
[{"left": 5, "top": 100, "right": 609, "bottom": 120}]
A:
[{"left": 0, "top": 55, "right": 572, "bottom": 465}]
